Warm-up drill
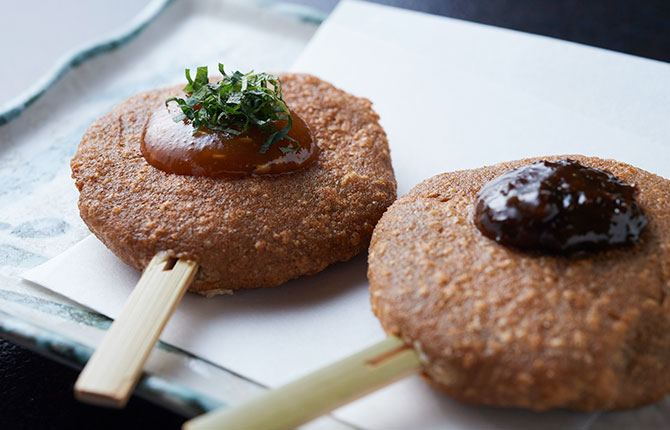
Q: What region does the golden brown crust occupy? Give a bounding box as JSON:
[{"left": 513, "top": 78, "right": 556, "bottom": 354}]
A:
[
  {"left": 368, "top": 155, "right": 670, "bottom": 411},
  {"left": 71, "top": 74, "right": 396, "bottom": 292}
]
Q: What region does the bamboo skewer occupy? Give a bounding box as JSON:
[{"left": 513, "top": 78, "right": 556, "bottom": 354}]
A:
[
  {"left": 75, "top": 253, "right": 198, "bottom": 408},
  {"left": 184, "top": 335, "right": 421, "bottom": 430}
]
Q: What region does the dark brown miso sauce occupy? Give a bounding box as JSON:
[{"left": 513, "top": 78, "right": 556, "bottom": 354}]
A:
[
  {"left": 473, "top": 159, "right": 648, "bottom": 254},
  {"left": 141, "top": 105, "right": 317, "bottom": 177}
]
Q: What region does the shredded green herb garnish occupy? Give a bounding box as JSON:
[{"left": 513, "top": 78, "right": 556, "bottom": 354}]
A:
[{"left": 165, "top": 64, "right": 295, "bottom": 154}]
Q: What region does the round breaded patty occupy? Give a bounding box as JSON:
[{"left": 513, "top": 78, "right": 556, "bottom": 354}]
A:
[
  {"left": 72, "top": 74, "right": 396, "bottom": 293},
  {"left": 368, "top": 155, "right": 670, "bottom": 411}
]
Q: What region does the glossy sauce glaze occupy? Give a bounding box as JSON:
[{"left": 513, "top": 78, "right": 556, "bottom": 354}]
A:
[
  {"left": 141, "top": 105, "right": 317, "bottom": 177},
  {"left": 474, "top": 159, "right": 648, "bottom": 254}
]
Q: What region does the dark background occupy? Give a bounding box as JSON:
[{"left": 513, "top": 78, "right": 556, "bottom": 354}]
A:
[
  {"left": 2, "top": 1, "right": 668, "bottom": 429},
  {"left": 291, "top": 0, "right": 670, "bottom": 63}
]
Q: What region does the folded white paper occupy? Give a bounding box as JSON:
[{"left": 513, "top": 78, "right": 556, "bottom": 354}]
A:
[
  {"left": 25, "top": 1, "right": 670, "bottom": 429},
  {"left": 293, "top": 1, "right": 670, "bottom": 197}
]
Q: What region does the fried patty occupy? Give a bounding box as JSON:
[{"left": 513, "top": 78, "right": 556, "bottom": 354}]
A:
[
  {"left": 368, "top": 155, "right": 670, "bottom": 411},
  {"left": 72, "top": 74, "right": 396, "bottom": 293}
]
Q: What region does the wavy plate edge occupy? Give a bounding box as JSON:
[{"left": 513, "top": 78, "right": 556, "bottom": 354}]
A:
[
  {"left": 0, "top": 308, "right": 223, "bottom": 416},
  {"left": 0, "top": 0, "right": 338, "bottom": 422},
  {"left": 0, "top": 0, "right": 327, "bottom": 127}
]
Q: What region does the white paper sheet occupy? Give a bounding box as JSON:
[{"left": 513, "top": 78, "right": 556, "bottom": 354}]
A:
[
  {"left": 24, "top": 1, "right": 670, "bottom": 428},
  {"left": 292, "top": 1, "right": 670, "bottom": 196}
]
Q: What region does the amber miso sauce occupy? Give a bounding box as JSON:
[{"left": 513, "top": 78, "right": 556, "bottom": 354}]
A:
[{"left": 141, "top": 105, "right": 317, "bottom": 177}]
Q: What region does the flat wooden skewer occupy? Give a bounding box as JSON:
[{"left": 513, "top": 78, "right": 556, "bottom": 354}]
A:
[
  {"left": 184, "top": 335, "right": 421, "bottom": 430},
  {"left": 75, "top": 253, "right": 198, "bottom": 408}
]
